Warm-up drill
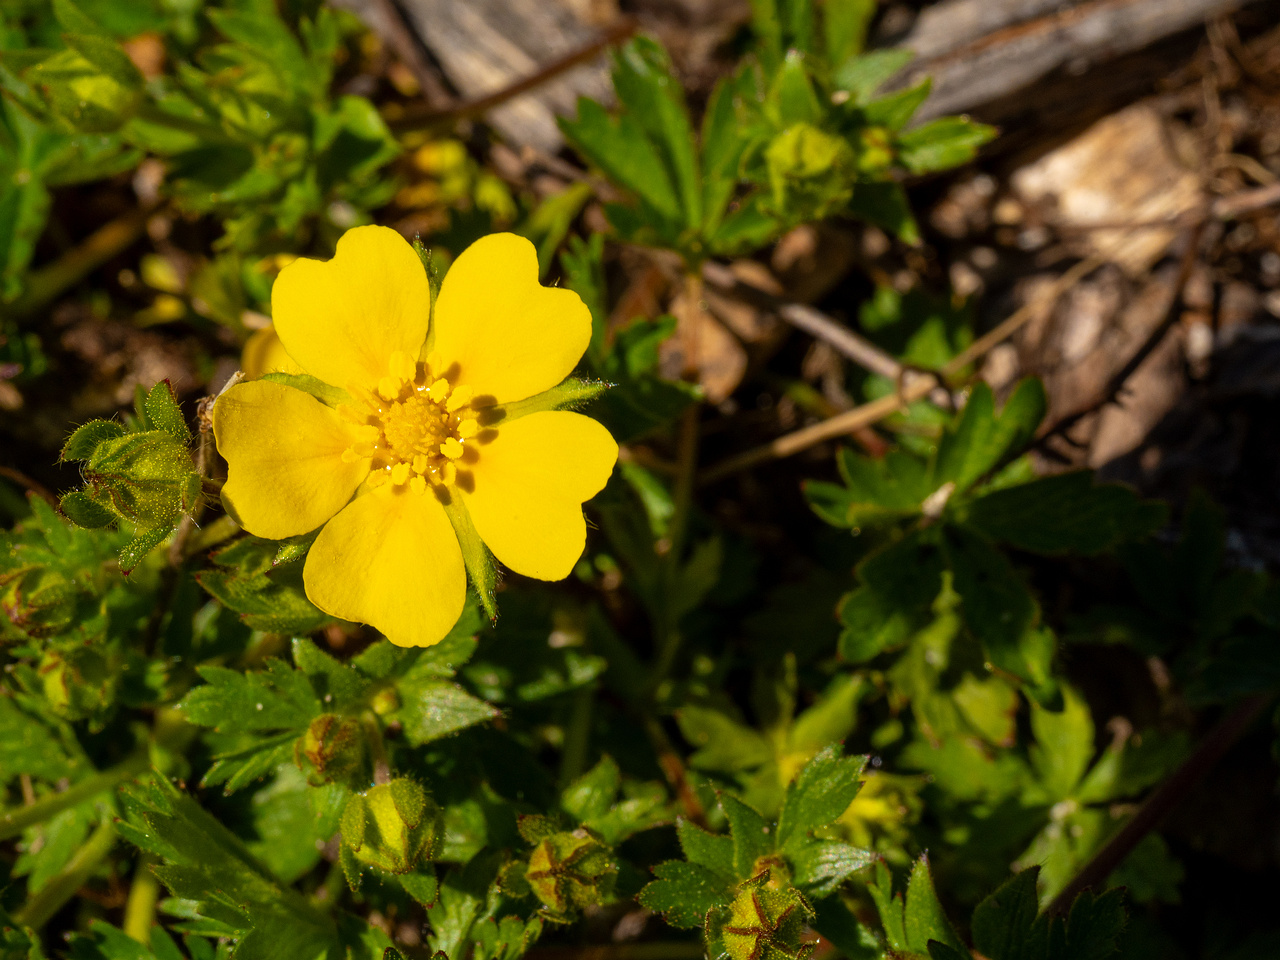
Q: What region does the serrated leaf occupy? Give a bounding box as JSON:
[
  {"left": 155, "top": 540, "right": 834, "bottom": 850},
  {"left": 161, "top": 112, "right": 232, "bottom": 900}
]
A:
[
  {"left": 935, "top": 380, "right": 1046, "bottom": 495},
  {"left": 392, "top": 679, "right": 498, "bottom": 745},
  {"left": 677, "top": 818, "right": 735, "bottom": 879},
  {"left": 637, "top": 860, "right": 734, "bottom": 929},
  {"left": 789, "top": 838, "right": 875, "bottom": 896},
  {"left": 942, "top": 526, "right": 1039, "bottom": 681},
  {"left": 971, "top": 868, "right": 1047, "bottom": 960},
  {"left": 180, "top": 660, "right": 320, "bottom": 734},
  {"left": 292, "top": 638, "right": 368, "bottom": 710},
  {"left": 965, "top": 472, "right": 1166, "bottom": 555},
  {"left": 905, "top": 855, "right": 965, "bottom": 955},
  {"left": 777, "top": 746, "right": 867, "bottom": 851},
  {"left": 720, "top": 793, "right": 773, "bottom": 879}
]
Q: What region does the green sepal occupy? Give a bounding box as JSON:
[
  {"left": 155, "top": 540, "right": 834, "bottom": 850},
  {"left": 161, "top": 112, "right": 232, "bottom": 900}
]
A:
[
  {"left": 440, "top": 494, "right": 497, "bottom": 622},
  {"left": 399, "top": 867, "right": 439, "bottom": 907},
  {"left": 262, "top": 372, "right": 353, "bottom": 409},
  {"left": 61, "top": 419, "right": 125, "bottom": 461},
  {"left": 59, "top": 491, "right": 117, "bottom": 529},
  {"left": 479, "top": 378, "right": 611, "bottom": 428},
  {"left": 143, "top": 380, "right": 191, "bottom": 442},
  {"left": 119, "top": 525, "right": 169, "bottom": 574}
]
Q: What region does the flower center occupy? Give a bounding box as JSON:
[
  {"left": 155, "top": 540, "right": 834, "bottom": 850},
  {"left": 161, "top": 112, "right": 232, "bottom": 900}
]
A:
[{"left": 339, "top": 350, "right": 479, "bottom": 493}]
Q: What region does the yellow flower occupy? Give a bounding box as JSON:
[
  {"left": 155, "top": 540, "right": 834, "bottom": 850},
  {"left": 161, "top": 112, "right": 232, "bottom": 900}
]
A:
[{"left": 212, "top": 226, "right": 618, "bottom": 647}]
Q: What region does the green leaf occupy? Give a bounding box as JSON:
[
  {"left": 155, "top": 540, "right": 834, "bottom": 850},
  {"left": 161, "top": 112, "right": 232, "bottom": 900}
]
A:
[
  {"left": 637, "top": 860, "right": 734, "bottom": 929},
  {"left": 934, "top": 380, "right": 1046, "bottom": 495},
  {"left": 61, "top": 420, "right": 125, "bottom": 461},
  {"left": 833, "top": 49, "right": 914, "bottom": 104},
  {"left": 905, "top": 855, "right": 965, "bottom": 955},
  {"left": 392, "top": 679, "right": 498, "bottom": 746},
  {"left": 898, "top": 116, "right": 997, "bottom": 174},
  {"left": 292, "top": 638, "right": 367, "bottom": 710},
  {"left": 560, "top": 98, "right": 682, "bottom": 224},
  {"left": 1049, "top": 888, "right": 1126, "bottom": 960},
  {"left": 676, "top": 705, "right": 772, "bottom": 773},
  {"left": 965, "top": 472, "right": 1167, "bottom": 555},
  {"left": 777, "top": 745, "right": 866, "bottom": 851},
  {"left": 863, "top": 79, "right": 931, "bottom": 131},
  {"left": 677, "top": 818, "right": 735, "bottom": 879},
  {"left": 611, "top": 37, "right": 702, "bottom": 230},
  {"left": 180, "top": 660, "right": 320, "bottom": 735},
  {"left": 789, "top": 838, "right": 875, "bottom": 896},
  {"left": 1029, "top": 687, "right": 1094, "bottom": 801},
  {"left": 942, "top": 525, "right": 1039, "bottom": 682},
  {"left": 971, "top": 868, "right": 1047, "bottom": 960},
  {"left": 721, "top": 793, "right": 773, "bottom": 878}
]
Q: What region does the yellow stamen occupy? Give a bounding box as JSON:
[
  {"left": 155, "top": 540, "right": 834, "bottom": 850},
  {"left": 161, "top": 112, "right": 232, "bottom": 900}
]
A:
[
  {"left": 441, "top": 437, "right": 464, "bottom": 459},
  {"left": 341, "top": 447, "right": 363, "bottom": 463},
  {"left": 412, "top": 454, "right": 429, "bottom": 473},
  {"left": 427, "top": 377, "right": 451, "bottom": 399},
  {"left": 390, "top": 462, "right": 411, "bottom": 486},
  {"left": 366, "top": 470, "right": 389, "bottom": 489},
  {"left": 445, "top": 385, "right": 473, "bottom": 412},
  {"left": 409, "top": 475, "right": 426, "bottom": 495},
  {"left": 441, "top": 462, "right": 457, "bottom": 485},
  {"left": 457, "top": 418, "right": 478, "bottom": 438},
  {"left": 378, "top": 376, "right": 403, "bottom": 401}
]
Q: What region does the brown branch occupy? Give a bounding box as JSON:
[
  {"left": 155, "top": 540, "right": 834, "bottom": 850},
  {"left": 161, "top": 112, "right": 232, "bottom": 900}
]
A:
[
  {"left": 389, "top": 17, "right": 638, "bottom": 131},
  {"left": 700, "top": 261, "right": 956, "bottom": 408},
  {"left": 1047, "top": 692, "right": 1273, "bottom": 916},
  {"left": 697, "top": 251, "right": 1108, "bottom": 487}
]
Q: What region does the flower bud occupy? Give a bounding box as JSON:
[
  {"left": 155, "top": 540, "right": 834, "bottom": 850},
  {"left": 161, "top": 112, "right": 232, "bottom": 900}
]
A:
[
  {"left": 719, "top": 868, "right": 814, "bottom": 960},
  {"left": 341, "top": 779, "right": 442, "bottom": 875},
  {"left": 296, "top": 713, "right": 366, "bottom": 786},
  {"left": 522, "top": 821, "right": 617, "bottom": 923}
]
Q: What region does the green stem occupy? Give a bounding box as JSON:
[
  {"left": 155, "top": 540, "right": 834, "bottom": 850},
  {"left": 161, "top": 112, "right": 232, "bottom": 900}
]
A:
[
  {"left": 0, "top": 749, "right": 148, "bottom": 841},
  {"left": 123, "top": 857, "right": 160, "bottom": 944},
  {"left": 15, "top": 820, "right": 117, "bottom": 929}
]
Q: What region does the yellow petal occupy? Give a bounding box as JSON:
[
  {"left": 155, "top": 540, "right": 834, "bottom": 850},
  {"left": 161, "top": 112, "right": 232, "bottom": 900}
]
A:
[
  {"left": 214, "top": 380, "right": 369, "bottom": 539},
  {"left": 271, "top": 225, "right": 430, "bottom": 389},
  {"left": 304, "top": 486, "right": 466, "bottom": 647},
  {"left": 432, "top": 233, "right": 591, "bottom": 404},
  {"left": 241, "top": 324, "right": 303, "bottom": 378},
  {"left": 461, "top": 411, "right": 617, "bottom": 580}
]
